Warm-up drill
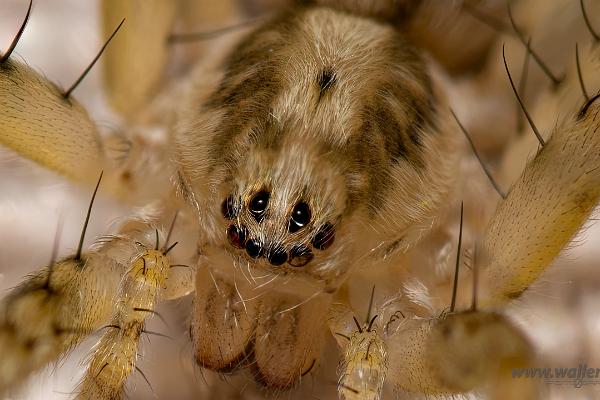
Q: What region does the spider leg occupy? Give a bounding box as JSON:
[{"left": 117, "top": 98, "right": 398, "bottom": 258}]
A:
[
  {"left": 0, "top": 57, "right": 107, "bottom": 184},
  {"left": 100, "top": 0, "right": 178, "bottom": 117},
  {"left": 0, "top": 53, "right": 184, "bottom": 207},
  {"left": 382, "top": 76, "right": 600, "bottom": 400},
  {"left": 385, "top": 311, "right": 538, "bottom": 399},
  {"left": 479, "top": 93, "right": 600, "bottom": 307},
  {"left": 102, "top": 0, "right": 253, "bottom": 118},
  {"left": 191, "top": 265, "right": 331, "bottom": 389},
  {"left": 76, "top": 245, "right": 170, "bottom": 399},
  {"left": 252, "top": 290, "right": 331, "bottom": 389},
  {"left": 0, "top": 232, "right": 139, "bottom": 394},
  {"left": 0, "top": 208, "right": 193, "bottom": 396},
  {"left": 73, "top": 207, "right": 196, "bottom": 399},
  {"left": 0, "top": 6, "right": 181, "bottom": 203},
  {"left": 328, "top": 302, "right": 388, "bottom": 400},
  {"left": 380, "top": 47, "right": 600, "bottom": 400},
  {"left": 328, "top": 294, "right": 537, "bottom": 398}
]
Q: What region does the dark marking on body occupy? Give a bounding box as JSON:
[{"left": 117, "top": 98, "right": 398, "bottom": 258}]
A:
[{"left": 317, "top": 67, "right": 336, "bottom": 102}]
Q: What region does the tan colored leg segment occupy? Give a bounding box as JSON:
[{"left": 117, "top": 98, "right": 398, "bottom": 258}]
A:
[
  {"left": 0, "top": 59, "right": 105, "bottom": 183},
  {"left": 0, "top": 215, "right": 178, "bottom": 395},
  {"left": 191, "top": 268, "right": 258, "bottom": 371},
  {"left": 253, "top": 291, "right": 331, "bottom": 389},
  {"left": 480, "top": 97, "right": 600, "bottom": 307},
  {"left": 0, "top": 238, "right": 129, "bottom": 394},
  {"left": 101, "top": 0, "right": 178, "bottom": 117},
  {"left": 76, "top": 247, "right": 170, "bottom": 400},
  {"left": 387, "top": 311, "right": 538, "bottom": 399}
]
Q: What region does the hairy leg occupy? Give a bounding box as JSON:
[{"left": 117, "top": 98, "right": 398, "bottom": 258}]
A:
[
  {"left": 0, "top": 57, "right": 106, "bottom": 184},
  {"left": 76, "top": 238, "right": 172, "bottom": 399},
  {"left": 0, "top": 200, "right": 193, "bottom": 396},
  {"left": 100, "top": 0, "right": 177, "bottom": 117},
  {"left": 480, "top": 93, "right": 600, "bottom": 307}
]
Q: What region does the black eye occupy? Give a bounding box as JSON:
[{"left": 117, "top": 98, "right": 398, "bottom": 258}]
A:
[
  {"left": 267, "top": 246, "right": 288, "bottom": 266},
  {"left": 245, "top": 239, "right": 263, "bottom": 259},
  {"left": 227, "top": 225, "right": 247, "bottom": 249},
  {"left": 249, "top": 190, "right": 270, "bottom": 220},
  {"left": 221, "top": 195, "right": 237, "bottom": 220},
  {"left": 288, "top": 245, "right": 314, "bottom": 267},
  {"left": 289, "top": 201, "right": 311, "bottom": 233},
  {"left": 312, "top": 223, "right": 335, "bottom": 250}
]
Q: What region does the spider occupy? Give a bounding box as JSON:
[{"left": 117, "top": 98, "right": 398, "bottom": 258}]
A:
[{"left": 1, "top": 0, "right": 600, "bottom": 399}]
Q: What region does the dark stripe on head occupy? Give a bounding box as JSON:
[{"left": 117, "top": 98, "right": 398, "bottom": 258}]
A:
[
  {"left": 203, "top": 13, "right": 300, "bottom": 171},
  {"left": 372, "top": 103, "right": 410, "bottom": 162},
  {"left": 345, "top": 71, "right": 437, "bottom": 214}
]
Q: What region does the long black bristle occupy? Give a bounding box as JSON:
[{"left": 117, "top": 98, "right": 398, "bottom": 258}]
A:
[
  {"left": 507, "top": 3, "right": 562, "bottom": 87},
  {"left": 502, "top": 45, "right": 546, "bottom": 147},
  {"left": 63, "top": 18, "right": 125, "bottom": 98},
  {"left": 75, "top": 171, "right": 103, "bottom": 261},
  {"left": 0, "top": 0, "right": 32, "bottom": 64},
  {"left": 367, "top": 315, "right": 378, "bottom": 332},
  {"left": 580, "top": 0, "right": 600, "bottom": 42},
  {"left": 167, "top": 18, "right": 263, "bottom": 44},
  {"left": 575, "top": 43, "right": 590, "bottom": 102},
  {"left": 516, "top": 38, "right": 532, "bottom": 133},
  {"left": 450, "top": 109, "right": 506, "bottom": 199},
  {"left": 44, "top": 218, "right": 63, "bottom": 291},
  {"left": 163, "top": 241, "right": 179, "bottom": 256},
  {"left": 471, "top": 247, "right": 479, "bottom": 311},
  {"left": 450, "top": 202, "right": 464, "bottom": 313},
  {"left": 365, "top": 286, "right": 376, "bottom": 325},
  {"left": 163, "top": 211, "right": 178, "bottom": 250}
]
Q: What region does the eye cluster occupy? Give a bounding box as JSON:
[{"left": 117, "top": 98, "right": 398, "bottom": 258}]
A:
[{"left": 221, "top": 190, "right": 335, "bottom": 267}]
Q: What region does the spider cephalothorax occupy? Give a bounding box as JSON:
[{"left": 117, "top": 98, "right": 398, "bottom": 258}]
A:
[
  {"left": 173, "top": 4, "right": 460, "bottom": 386},
  {"left": 175, "top": 3, "right": 458, "bottom": 286}
]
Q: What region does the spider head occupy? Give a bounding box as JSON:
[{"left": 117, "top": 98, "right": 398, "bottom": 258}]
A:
[
  {"left": 216, "top": 133, "right": 359, "bottom": 289},
  {"left": 174, "top": 5, "right": 456, "bottom": 292}
]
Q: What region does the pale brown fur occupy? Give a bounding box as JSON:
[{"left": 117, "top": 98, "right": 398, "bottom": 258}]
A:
[{"left": 173, "top": 4, "right": 459, "bottom": 387}]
